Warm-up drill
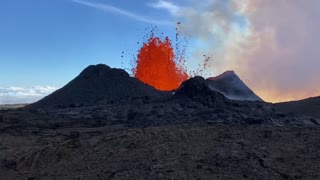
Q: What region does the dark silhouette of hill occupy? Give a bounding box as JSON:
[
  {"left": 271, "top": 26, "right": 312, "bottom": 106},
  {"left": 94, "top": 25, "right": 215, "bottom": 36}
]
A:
[
  {"left": 29, "top": 64, "right": 164, "bottom": 108},
  {"left": 173, "top": 76, "right": 227, "bottom": 107},
  {"left": 27, "top": 66, "right": 265, "bottom": 109},
  {"left": 275, "top": 96, "right": 320, "bottom": 119},
  {"left": 206, "top": 71, "right": 262, "bottom": 101}
]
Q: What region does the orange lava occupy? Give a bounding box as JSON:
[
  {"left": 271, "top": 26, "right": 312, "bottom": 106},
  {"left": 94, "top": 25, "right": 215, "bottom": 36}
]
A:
[{"left": 134, "top": 36, "right": 189, "bottom": 91}]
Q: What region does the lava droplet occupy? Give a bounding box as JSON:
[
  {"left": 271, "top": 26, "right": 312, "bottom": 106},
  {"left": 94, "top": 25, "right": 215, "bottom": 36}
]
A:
[{"left": 134, "top": 36, "right": 189, "bottom": 91}]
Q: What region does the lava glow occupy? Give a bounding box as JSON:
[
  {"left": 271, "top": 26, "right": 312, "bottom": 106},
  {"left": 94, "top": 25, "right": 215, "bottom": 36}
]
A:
[{"left": 133, "top": 36, "right": 189, "bottom": 91}]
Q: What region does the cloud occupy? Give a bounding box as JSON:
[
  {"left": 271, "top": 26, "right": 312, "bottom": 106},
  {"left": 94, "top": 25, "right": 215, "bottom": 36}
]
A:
[
  {"left": 149, "top": 0, "right": 180, "bottom": 16},
  {"left": 228, "top": 0, "right": 320, "bottom": 102},
  {"left": 0, "top": 86, "right": 57, "bottom": 104},
  {"left": 169, "top": 0, "right": 320, "bottom": 102},
  {"left": 72, "top": 0, "right": 172, "bottom": 25}
]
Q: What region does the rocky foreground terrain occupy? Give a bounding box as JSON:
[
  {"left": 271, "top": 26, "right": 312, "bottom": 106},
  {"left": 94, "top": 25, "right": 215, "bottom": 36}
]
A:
[
  {"left": 0, "top": 64, "right": 319, "bottom": 180},
  {"left": 1, "top": 119, "right": 320, "bottom": 180}
]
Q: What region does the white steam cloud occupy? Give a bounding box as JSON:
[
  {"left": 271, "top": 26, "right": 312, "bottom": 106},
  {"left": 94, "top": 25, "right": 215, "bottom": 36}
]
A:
[
  {"left": 156, "top": 0, "right": 320, "bottom": 102},
  {"left": 0, "top": 86, "right": 57, "bottom": 104}
]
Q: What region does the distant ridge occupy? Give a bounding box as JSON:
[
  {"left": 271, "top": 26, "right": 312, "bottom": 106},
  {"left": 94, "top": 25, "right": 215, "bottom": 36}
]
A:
[
  {"left": 276, "top": 96, "right": 320, "bottom": 119},
  {"left": 28, "top": 64, "right": 163, "bottom": 108},
  {"left": 206, "top": 71, "right": 262, "bottom": 101}
]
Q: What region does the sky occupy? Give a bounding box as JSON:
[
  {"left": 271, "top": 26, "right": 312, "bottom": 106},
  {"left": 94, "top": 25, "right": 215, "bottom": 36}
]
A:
[{"left": 0, "top": 0, "right": 319, "bottom": 104}]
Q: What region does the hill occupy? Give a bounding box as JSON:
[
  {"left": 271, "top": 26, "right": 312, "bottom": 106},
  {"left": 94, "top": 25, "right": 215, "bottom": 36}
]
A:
[
  {"left": 206, "top": 71, "right": 262, "bottom": 101},
  {"left": 275, "top": 96, "right": 320, "bottom": 119},
  {"left": 29, "top": 64, "right": 164, "bottom": 108}
]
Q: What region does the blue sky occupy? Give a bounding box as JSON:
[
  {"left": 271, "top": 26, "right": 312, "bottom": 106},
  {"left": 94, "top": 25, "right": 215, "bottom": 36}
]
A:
[
  {"left": 0, "top": 0, "right": 182, "bottom": 87},
  {"left": 0, "top": 0, "right": 189, "bottom": 103}
]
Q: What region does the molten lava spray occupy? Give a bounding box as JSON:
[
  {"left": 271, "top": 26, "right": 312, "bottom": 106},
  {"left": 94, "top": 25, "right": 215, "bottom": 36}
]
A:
[{"left": 134, "top": 36, "right": 189, "bottom": 91}]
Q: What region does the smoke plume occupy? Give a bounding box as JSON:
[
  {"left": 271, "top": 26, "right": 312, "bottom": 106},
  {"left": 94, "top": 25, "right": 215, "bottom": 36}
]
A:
[{"left": 174, "top": 0, "right": 320, "bottom": 102}]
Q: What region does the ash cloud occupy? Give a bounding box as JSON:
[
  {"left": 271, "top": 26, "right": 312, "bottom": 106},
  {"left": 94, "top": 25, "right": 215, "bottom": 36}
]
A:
[{"left": 163, "top": 0, "right": 320, "bottom": 102}]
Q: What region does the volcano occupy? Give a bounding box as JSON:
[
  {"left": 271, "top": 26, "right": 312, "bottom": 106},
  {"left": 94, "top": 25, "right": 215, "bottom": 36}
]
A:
[
  {"left": 29, "top": 65, "right": 263, "bottom": 109},
  {"left": 206, "top": 71, "right": 262, "bottom": 101},
  {"left": 29, "top": 64, "right": 164, "bottom": 108},
  {"left": 3, "top": 64, "right": 320, "bottom": 180}
]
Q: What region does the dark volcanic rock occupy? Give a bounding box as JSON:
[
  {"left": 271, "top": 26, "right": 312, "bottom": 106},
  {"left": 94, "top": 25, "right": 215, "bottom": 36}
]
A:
[
  {"left": 19, "top": 65, "right": 319, "bottom": 127},
  {"left": 174, "top": 76, "right": 227, "bottom": 107},
  {"left": 1, "top": 124, "right": 320, "bottom": 180},
  {"left": 28, "top": 64, "right": 164, "bottom": 108},
  {"left": 206, "top": 71, "right": 262, "bottom": 101}
]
